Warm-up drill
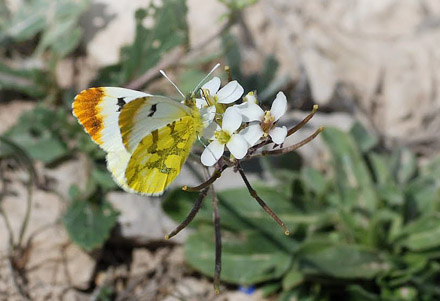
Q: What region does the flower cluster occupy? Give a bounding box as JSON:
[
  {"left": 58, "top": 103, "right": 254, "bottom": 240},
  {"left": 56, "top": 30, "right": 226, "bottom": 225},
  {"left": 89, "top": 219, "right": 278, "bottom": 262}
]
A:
[{"left": 196, "top": 77, "right": 288, "bottom": 166}]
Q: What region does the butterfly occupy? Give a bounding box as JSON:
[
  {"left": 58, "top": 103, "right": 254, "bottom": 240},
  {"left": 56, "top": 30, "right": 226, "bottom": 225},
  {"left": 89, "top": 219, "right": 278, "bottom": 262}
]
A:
[{"left": 72, "top": 66, "right": 219, "bottom": 196}]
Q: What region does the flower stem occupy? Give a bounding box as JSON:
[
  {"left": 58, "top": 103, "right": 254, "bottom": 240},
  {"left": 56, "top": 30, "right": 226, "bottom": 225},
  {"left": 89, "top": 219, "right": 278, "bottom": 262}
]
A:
[
  {"left": 165, "top": 187, "right": 210, "bottom": 240},
  {"left": 287, "top": 105, "right": 319, "bottom": 137},
  {"left": 257, "top": 126, "right": 324, "bottom": 157},
  {"left": 182, "top": 164, "right": 228, "bottom": 192},
  {"left": 237, "top": 164, "right": 290, "bottom": 235},
  {"left": 212, "top": 186, "right": 222, "bottom": 294}
]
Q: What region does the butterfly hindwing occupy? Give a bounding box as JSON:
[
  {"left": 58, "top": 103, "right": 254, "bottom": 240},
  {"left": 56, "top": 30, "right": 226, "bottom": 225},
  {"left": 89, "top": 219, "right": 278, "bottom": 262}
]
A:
[{"left": 124, "top": 116, "right": 198, "bottom": 195}]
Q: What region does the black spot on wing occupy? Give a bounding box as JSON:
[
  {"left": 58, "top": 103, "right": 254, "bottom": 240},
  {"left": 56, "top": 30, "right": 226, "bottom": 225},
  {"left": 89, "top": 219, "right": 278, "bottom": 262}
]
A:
[
  {"left": 148, "top": 104, "right": 157, "bottom": 117},
  {"left": 117, "top": 97, "right": 126, "bottom": 112}
]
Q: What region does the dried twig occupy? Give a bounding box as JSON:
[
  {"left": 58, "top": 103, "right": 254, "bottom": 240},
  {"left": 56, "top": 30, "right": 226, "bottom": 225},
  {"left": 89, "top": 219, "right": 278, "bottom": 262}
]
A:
[
  {"left": 0, "top": 164, "right": 14, "bottom": 249},
  {"left": 165, "top": 186, "right": 210, "bottom": 240},
  {"left": 237, "top": 163, "right": 289, "bottom": 235},
  {"left": 211, "top": 186, "right": 222, "bottom": 294},
  {"left": 182, "top": 164, "right": 228, "bottom": 192},
  {"left": 253, "top": 126, "right": 324, "bottom": 158}
]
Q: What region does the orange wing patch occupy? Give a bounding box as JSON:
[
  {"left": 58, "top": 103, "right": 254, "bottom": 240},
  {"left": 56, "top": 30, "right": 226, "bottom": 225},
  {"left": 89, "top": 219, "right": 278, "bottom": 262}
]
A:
[
  {"left": 72, "top": 87, "right": 105, "bottom": 145},
  {"left": 119, "top": 97, "right": 146, "bottom": 151}
]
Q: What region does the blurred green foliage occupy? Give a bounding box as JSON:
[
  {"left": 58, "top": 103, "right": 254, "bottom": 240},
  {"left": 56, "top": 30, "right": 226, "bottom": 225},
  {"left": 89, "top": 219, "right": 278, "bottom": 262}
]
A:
[
  {"left": 0, "top": 0, "right": 90, "bottom": 99},
  {"left": 94, "top": 0, "right": 188, "bottom": 86},
  {"left": 63, "top": 187, "right": 119, "bottom": 251},
  {"left": 163, "top": 123, "right": 440, "bottom": 300}
]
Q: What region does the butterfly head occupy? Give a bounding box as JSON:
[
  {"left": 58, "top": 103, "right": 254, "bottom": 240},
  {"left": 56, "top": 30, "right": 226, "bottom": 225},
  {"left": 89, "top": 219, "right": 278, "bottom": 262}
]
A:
[{"left": 184, "top": 93, "right": 197, "bottom": 108}]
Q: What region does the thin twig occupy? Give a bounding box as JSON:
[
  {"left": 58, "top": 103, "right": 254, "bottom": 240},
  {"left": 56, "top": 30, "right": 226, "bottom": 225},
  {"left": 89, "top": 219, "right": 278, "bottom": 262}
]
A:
[
  {"left": 0, "top": 165, "right": 14, "bottom": 249},
  {"left": 253, "top": 126, "right": 324, "bottom": 158},
  {"left": 182, "top": 164, "right": 227, "bottom": 192},
  {"left": 287, "top": 105, "right": 319, "bottom": 137},
  {"left": 17, "top": 175, "right": 33, "bottom": 248},
  {"left": 211, "top": 186, "right": 221, "bottom": 294},
  {"left": 164, "top": 187, "right": 210, "bottom": 240},
  {"left": 237, "top": 163, "right": 290, "bottom": 235}
]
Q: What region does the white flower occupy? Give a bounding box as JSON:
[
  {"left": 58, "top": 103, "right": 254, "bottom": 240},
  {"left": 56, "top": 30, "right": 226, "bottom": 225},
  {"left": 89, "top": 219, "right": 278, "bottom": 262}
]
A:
[
  {"left": 201, "top": 107, "right": 249, "bottom": 166},
  {"left": 239, "top": 91, "right": 288, "bottom": 146},
  {"left": 196, "top": 77, "right": 244, "bottom": 138},
  {"left": 243, "top": 91, "right": 257, "bottom": 104},
  {"left": 196, "top": 77, "right": 244, "bottom": 111}
]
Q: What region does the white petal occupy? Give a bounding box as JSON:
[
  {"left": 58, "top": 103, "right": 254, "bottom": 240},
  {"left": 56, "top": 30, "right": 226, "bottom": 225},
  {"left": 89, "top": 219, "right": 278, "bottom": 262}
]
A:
[
  {"left": 200, "top": 105, "right": 216, "bottom": 126},
  {"left": 237, "top": 102, "right": 264, "bottom": 122},
  {"left": 201, "top": 77, "right": 221, "bottom": 95},
  {"left": 226, "top": 134, "right": 248, "bottom": 159},
  {"left": 270, "top": 91, "right": 287, "bottom": 121},
  {"left": 201, "top": 140, "right": 224, "bottom": 166},
  {"left": 240, "top": 124, "right": 264, "bottom": 146},
  {"left": 269, "top": 126, "right": 287, "bottom": 145},
  {"left": 222, "top": 107, "right": 242, "bottom": 133},
  {"left": 202, "top": 121, "right": 219, "bottom": 140},
  {"left": 195, "top": 97, "right": 208, "bottom": 109},
  {"left": 244, "top": 91, "right": 257, "bottom": 104},
  {"left": 216, "top": 80, "right": 244, "bottom": 104}
]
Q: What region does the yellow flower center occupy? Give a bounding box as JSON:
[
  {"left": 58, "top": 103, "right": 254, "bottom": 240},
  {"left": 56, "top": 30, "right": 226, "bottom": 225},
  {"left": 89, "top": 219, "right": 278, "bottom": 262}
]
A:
[
  {"left": 261, "top": 111, "right": 275, "bottom": 136},
  {"left": 215, "top": 130, "right": 231, "bottom": 144}
]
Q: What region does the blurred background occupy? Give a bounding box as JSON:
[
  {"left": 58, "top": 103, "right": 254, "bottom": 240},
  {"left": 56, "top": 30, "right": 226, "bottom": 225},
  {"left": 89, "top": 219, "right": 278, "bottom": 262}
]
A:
[{"left": 1, "top": 0, "right": 440, "bottom": 300}]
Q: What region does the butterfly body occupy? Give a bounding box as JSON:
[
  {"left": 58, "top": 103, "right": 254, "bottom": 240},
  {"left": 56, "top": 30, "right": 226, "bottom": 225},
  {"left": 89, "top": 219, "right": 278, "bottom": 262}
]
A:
[{"left": 73, "top": 87, "right": 203, "bottom": 196}]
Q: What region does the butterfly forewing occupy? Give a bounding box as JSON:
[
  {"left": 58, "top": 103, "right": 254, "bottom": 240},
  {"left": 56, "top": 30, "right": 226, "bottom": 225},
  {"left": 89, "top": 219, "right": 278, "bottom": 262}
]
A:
[
  {"left": 72, "top": 87, "right": 150, "bottom": 152},
  {"left": 118, "top": 96, "right": 191, "bottom": 153}
]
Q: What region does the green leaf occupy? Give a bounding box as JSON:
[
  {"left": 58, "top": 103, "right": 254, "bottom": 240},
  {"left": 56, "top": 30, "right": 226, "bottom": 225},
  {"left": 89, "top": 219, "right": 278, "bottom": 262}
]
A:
[
  {"left": 1, "top": 0, "right": 89, "bottom": 57},
  {"left": 63, "top": 198, "right": 119, "bottom": 251},
  {"left": 92, "top": 168, "right": 118, "bottom": 191},
  {"left": 301, "top": 167, "right": 327, "bottom": 196},
  {"left": 260, "top": 282, "right": 281, "bottom": 297},
  {"left": 282, "top": 268, "right": 304, "bottom": 291},
  {"left": 395, "top": 148, "right": 417, "bottom": 185},
  {"left": 405, "top": 177, "right": 440, "bottom": 216},
  {"left": 397, "top": 216, "right": 440, "bottom": 251},
  {"left": 298, "top": 243, "right": 389, "bottom": 279},
  {"left": 369, "top": 152, "right": 393, "bottom": 185},
  {"left": 346, "top": 285, "right": 379, "bottom": 301},
  {"left": 94, "top": 0, "right": 188, "bottom": 86},
  {"left": 350, "top": 121, "right": 378, "bottom": 153},
  {"left": 184, "top": 226, "right": 292, "bottom": 285},
  {"left": 5, "top": 106, "right": 70, "bottom": 164},
  {"left": 218, "top": 0, "right": 258, "bottom": 11},
  {"left": 322, "top": 127, "right": 377, "bottom": 212},
  {"left": 0, "top": 62, "right": 49, "bottom": 98}
]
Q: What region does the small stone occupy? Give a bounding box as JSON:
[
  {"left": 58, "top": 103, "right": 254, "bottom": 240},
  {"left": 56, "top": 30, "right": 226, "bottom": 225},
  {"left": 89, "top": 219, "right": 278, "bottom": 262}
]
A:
[{"left": 107, "top": 192, "right": 188, "bottom": 244}]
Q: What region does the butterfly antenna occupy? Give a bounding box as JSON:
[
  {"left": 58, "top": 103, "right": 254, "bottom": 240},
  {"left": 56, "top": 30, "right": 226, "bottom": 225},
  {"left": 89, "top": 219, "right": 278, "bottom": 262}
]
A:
[
  {"left": 160, "top": 69, "right": 185, "bottom": 98},
  {"left": 193, "top": 63, "right": 221, "bottom": 94}
]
